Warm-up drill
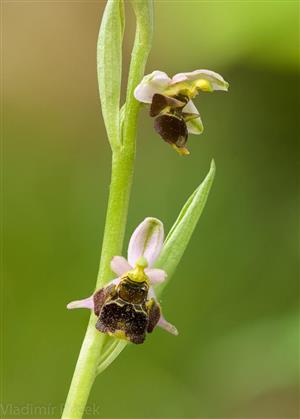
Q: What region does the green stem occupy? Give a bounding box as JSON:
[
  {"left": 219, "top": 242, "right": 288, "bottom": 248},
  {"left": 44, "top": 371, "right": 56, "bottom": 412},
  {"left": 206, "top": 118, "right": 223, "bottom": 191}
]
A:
[
  {"left": 123, "top": 0, "right": 153, "bottom": 153},
  {"left": 96, "top": 152, "right": 135, "bottom": 289},
  {"left": 61, "top": 316, "right": 103, "bottom": 419},
  {"left": 61, "top": 155, "right": 133, "bottom": 419},
  {"left": 62, "top": 2, "right": 153, "bottom": 418}
]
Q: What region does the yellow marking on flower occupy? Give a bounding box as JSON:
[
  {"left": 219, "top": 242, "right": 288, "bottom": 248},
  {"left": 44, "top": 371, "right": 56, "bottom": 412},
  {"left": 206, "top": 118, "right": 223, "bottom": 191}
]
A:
[
  {"left": 136, "top": 256, "right": 148, "bottom": 269},
  {"left": 165, "top": 79, "right": 213, "bottom": 99},
  {"left": 172, "top": 144, "right": 190, "bottom": 156},
  {"left": 164, "top": 82, "right": 189, "bottom": 98},
  {"left": 124, "top": 258, "right": 150, "bottom": 284},
  {"left": 195, "top": 79, "right": 212, "bottom": 92},
  {"left": 109, "top": 330, "right": 127, "bottom": 341}
]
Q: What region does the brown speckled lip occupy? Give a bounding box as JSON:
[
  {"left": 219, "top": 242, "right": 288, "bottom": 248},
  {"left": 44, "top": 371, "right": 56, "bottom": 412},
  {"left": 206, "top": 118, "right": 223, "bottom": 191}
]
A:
[
  {"left": 154, "top": 114, "right": 188, "bottom": 148},
  {"left": 96, "top": 300, "right": 149, "bottom": 344}
]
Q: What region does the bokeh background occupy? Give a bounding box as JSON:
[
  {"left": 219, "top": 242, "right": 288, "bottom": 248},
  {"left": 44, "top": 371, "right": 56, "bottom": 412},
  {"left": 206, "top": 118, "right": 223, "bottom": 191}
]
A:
[{"left": 2, "top": 1, "right": 299, "bottom": 418}]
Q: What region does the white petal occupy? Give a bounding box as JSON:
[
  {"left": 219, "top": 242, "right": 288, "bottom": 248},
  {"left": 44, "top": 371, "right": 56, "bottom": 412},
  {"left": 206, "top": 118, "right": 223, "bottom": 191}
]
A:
[
  {"left": 183, "top": 100, "right": 204, "bottom": 135},
  {"left": 158, "top": 315, "right": 179, "bottom": 336},
  {"left": 67, "top": 295, "right": 94, "bottom": 310},
  {"left": 111, "top": 256, "right": 132, "bottom": 277},
  {"left": 145, "top": 268, "right": 167, "bottom": 284},
  {"left": 134, "top": 71, "right": 171, "bottom": 103},
  {"left": 128, "top": 217, "right": 164, "bottom": 267},
  {"left": 171, "top": 69, "right": 229, "bottom": 91}
]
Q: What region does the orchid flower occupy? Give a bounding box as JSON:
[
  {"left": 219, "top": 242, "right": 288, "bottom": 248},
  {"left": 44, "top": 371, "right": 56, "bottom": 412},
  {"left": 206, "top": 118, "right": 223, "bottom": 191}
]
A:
[
  {"left": 134, "top": 69, "right": 229, "bottom": 155},
  {"left": 67, "top": 218, "right": 178, "bottom": 344}
]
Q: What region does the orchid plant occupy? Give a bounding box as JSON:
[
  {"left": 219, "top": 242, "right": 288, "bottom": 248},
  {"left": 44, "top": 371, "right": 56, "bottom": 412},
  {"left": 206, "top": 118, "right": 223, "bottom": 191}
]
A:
[{"left": 62, "top": 1, "right": 228, "bottom": 418}]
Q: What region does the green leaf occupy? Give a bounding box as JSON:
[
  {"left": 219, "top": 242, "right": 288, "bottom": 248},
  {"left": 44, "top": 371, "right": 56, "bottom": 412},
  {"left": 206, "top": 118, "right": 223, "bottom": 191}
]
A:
[
  {"left": 97, "top": 0, "right": 125, "bottom": 150},
  {"left": 155, "top": 159, "right": 216, "bottom": 295},
  {"left": 94, "top": 160, "right": 215, "bottom": 377},
  {"left": 97, "top": 341, "right": 127, "bottom": 376}
]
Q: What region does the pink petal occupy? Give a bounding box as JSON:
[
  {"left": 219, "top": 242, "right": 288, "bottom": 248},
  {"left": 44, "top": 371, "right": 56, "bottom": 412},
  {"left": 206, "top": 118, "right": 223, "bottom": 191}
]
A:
[
  {"left": 110, "top": 256, "right": 132, "bottom": 277},
  {"left": 147, "top": 287, "right": 178, "bottom": 335},
  {"left": 171, "top": 69, "right": 229, "bottom": 91},
  {"left": 67, "top": 295, "right": 94, "bottom": 310},
  {"left": 145, "top": 268, "right": 167, "bottom": 284},
  {"left": 110, "top": 277, "right": 122, "bottom": 286},
  {"left": 128, "top": 217, "right": 164, "bottom": 267},
  {"left": 158, "top": 315, "right": 179, "bottom": 336},
  {"left": 134, "top": 71, "right": 171, "bottom": 104}
]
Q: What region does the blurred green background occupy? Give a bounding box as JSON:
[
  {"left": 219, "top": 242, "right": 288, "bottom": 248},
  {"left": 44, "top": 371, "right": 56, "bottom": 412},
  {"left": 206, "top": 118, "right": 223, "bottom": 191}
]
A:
[{"left": 2, "top": 1, "right": 299, "bottom": 418}]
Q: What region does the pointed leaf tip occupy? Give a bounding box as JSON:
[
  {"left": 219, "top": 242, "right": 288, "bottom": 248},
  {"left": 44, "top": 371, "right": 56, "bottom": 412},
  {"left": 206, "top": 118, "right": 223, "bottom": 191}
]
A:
[{"left": 155, "top": 160, "right": 216, "bottom": 295}]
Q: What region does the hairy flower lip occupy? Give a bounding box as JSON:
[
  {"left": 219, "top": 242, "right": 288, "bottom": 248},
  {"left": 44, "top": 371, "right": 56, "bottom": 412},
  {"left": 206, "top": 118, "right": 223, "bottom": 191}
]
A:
[{"left": 67, "top": 218, "right": 178, "bottom": 337}]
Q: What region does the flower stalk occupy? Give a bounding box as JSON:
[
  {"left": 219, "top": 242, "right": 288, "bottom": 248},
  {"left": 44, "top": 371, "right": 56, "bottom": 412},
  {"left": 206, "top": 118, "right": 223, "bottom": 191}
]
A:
[{"left": 62, "top": 1, "right": 153, "bottom": 417}]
